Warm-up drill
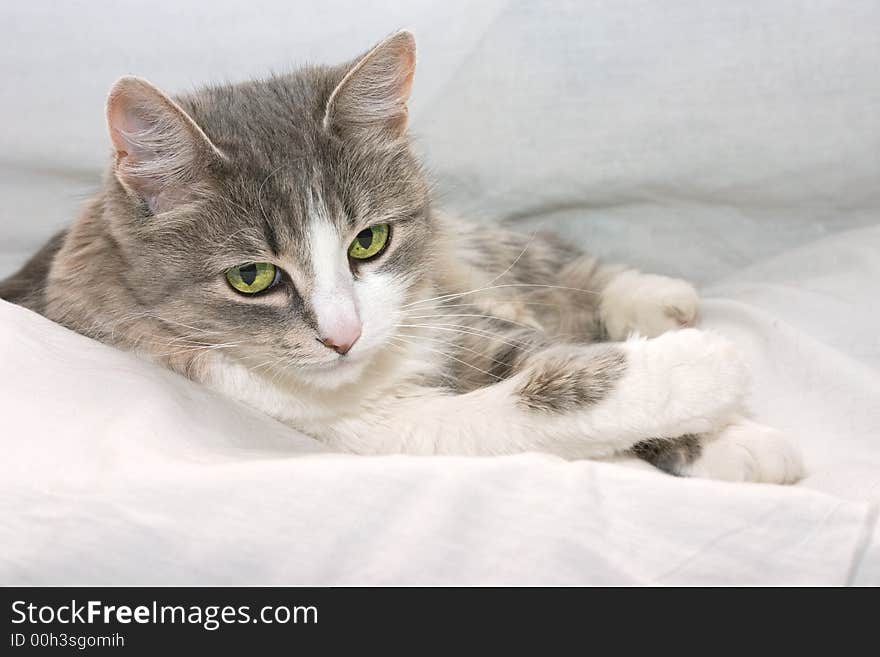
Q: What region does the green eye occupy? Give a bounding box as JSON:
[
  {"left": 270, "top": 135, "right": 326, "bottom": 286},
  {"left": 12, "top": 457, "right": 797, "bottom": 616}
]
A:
[
  {"left": 225, "top": 262, "right": 279, "bottom": 294},
  {"left": 348, "top": 224, "right": 390, "bottom": 261}
]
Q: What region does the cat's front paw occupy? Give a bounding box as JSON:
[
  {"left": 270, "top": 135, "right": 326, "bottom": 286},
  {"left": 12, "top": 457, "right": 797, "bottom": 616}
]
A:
[
  {"left": 600, "top": 271, "right": 699, "bottom": 340},
  {"left": 620, "top": 329, "right": 749, "bottom": 437},
  {"left": 680, "top": 419, "right": 804, "bottom": 484}
]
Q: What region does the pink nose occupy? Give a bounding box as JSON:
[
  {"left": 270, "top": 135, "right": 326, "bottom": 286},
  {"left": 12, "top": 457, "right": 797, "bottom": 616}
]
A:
[{"left": 318, "top": 326, "right": 361, "bottom": 355}]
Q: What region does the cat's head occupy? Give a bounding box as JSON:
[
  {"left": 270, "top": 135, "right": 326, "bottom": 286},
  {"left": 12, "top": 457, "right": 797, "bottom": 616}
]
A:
[{"left": 101, "top": 31, "right": 433, "bottom": 389}]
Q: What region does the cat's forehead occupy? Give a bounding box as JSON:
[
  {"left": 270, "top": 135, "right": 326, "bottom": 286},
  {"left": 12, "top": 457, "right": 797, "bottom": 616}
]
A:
[
  {"left": 181, "top": 67, "right": 339, "bottom": 148},
  {"left": 215, "top": 142, "right": 404, "bottom": 253},
  {"left": 175, "top": 71, "right": 428, "bottom": 262},
  {"left": 204, "top": 164, "right": 355, "bottom": 270}
]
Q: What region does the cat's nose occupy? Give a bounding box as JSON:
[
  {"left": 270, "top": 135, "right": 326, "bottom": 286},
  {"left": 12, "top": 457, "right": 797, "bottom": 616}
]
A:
[{"left": 318, "top": 325, "right": 361, "bottom": 355}]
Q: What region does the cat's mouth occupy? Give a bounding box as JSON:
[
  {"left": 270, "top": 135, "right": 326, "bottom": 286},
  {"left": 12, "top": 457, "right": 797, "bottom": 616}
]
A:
[
  {"left": 308, "top": 356, "right": 362, "bottom": 370},
  {"left": 302, "top": 347, "right": 373, "bottom": 373},
  {"left": 294, "top": 350, "right": 373, "bottom": 388}
]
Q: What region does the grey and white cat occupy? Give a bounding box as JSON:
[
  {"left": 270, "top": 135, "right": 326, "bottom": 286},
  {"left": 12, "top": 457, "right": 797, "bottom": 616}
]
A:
[{"left": 1, "top": 31, "right": 802, "bottom": 483}]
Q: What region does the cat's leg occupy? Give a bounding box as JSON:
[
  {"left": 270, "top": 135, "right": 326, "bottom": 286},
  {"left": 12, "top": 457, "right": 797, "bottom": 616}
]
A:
[
  {"left": 435, "top": 215, "right": 700, "bottom": 341},
  {"left": 679, "top": 419, "right": 804, "bottom": 483},
  {"left": 630, "top": 420, "right": 804, "bottom": 484},
  {"left": 322, "top": 328, "right": 748, "bottom": 461},
  {"left": 592, "top": 268, "right": 803, "bottom": 483}
]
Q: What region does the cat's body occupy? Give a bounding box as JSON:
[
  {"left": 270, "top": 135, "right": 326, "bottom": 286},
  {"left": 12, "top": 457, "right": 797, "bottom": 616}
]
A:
[{"left": 1, "top": 32, "right": 802, "bottom": 482}]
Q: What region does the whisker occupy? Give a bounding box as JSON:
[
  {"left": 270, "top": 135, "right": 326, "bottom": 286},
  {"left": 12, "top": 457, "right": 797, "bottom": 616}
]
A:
[
  {"left": 483, "top": 228, "right": 540, "bottom": 289},
  {"left": 415, "top": 300, "right": 577, "bottom": 311},
  {"left": 402, "top": 283, "right": 599, "bottom": 310},
  {"left": 149, "top": 343, "right": 240, "bottom": 359},
  {"left": 395, "top": 323, "right": 537, "bottom": 352},
  {"left": 402, "top": 313, "right": 537, "bottom": 331},
  {"left": 388, "top": 336, "right": 503, "bottom": 382},
  {"left": 394, "top": 331, "right": 526, "bottom": 370},
  {"left": 397, "top": 322, "right": 535, "bottom": 345},
  {"left": 401, "top": 226, "right": 541, "bottom": 311}
]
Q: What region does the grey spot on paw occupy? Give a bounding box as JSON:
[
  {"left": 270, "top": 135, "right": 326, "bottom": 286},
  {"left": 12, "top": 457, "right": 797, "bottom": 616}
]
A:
[
  {"left": 630, "top": 434, "right": 702, "bottom": 475},
  {"left": 516, "top": 346, "right": 626, "bottom": 413}
]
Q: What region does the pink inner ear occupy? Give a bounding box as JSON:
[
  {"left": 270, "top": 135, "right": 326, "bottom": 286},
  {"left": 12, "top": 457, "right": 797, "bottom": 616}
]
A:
[
  {"left": 325, "top": 31, "right": 417, "bottom": 138},
  {"left": 106, "top": 94, "right": 167, "bottom": 209},
  {"left": 385, "top": 42, "right": 415, "bottom": 133},
  {"left": 106, "top": 79, "right": 170, "bottom": 188},
  {"left": 105, "top": 76, "right": 221, "bottom": 213},
  {"left": 393, "top": 37, "right": 416, "bottom": 99},
  {"left": 107, "top": 97, "right": 152, "bottom": 164}
]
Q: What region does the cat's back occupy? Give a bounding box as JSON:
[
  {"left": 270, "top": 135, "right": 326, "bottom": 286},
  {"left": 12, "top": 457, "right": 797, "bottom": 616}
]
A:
[{"left": 0, "top": 230, "right": 67, "bottom": 314}]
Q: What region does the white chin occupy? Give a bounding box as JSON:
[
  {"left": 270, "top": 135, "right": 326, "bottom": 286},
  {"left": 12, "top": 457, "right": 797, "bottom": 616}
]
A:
[{"left": 299, "top": 355, "right": 369, "bottom": 389}]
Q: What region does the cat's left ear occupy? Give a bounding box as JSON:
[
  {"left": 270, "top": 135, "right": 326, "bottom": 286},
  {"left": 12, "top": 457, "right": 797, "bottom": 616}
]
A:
[
  {"left": 106, "top": 76, "right": 224, "bottom": 214},
  {"left": 323, "top": 30, "right": 416, "bottom": 142}
]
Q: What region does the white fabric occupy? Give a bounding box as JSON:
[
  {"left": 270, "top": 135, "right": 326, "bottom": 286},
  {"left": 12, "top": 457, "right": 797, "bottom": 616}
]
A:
[{"left": 1, "top": 0, "right": 879, "bottom": 584}]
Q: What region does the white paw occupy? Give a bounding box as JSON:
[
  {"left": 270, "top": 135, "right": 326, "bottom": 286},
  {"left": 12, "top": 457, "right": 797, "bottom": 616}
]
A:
[
  {"left": 618, "top": 329, "right": 749, "bottom": 437},
  {"left": 600, "top": 271, "right": 699, "bottom": 340},
  {"left": 681, "top": 419, "right": 804, "bottom": 484}
]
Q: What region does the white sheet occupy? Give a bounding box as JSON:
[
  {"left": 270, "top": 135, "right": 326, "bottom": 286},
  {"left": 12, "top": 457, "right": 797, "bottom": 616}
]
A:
[{"left": 1, "top": 1, "right": 878, "bottom": 585}]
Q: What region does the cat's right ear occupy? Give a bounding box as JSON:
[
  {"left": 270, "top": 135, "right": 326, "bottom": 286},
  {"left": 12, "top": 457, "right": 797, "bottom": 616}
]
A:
[
  {"left": 106, "top": 76, "right": 224, "bottom": 215},
  {"left": 323, "top": 31, "right": 416, "bottom": 142}
]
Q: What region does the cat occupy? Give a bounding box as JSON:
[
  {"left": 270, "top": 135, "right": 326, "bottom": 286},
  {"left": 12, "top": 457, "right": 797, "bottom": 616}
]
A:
[{"left": 0, "top": 31, "right": 802, "bottom": 483}]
